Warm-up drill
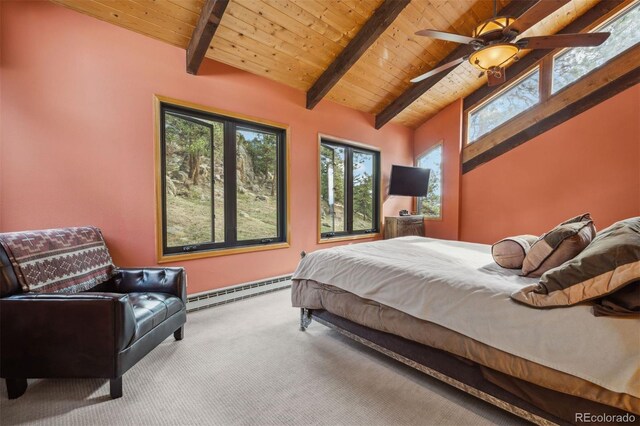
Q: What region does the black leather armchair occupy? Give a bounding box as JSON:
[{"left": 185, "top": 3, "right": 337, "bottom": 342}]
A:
[{"left": 0, "top": 246, "right": 187, "bottom": 399}]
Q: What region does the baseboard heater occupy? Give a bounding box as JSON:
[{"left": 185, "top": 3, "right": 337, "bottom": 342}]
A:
[{"left": 186, "top": 274, "right": 292, "bottom": 312}]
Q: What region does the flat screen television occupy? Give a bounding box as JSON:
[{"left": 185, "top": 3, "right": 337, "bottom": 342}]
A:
[{"left": 388, "top": 165, "right": 431, "bottom": 197}]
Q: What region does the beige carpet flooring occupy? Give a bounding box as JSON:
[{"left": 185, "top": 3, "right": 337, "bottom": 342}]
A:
[{"left": 0, "top": 289, "right": 527, "bottom": 425}]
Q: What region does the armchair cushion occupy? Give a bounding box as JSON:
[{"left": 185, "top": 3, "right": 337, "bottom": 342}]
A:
[
  {"left": 128, "top": 292, "right": 184, "bottom": 342},
  {"left": 0, "top": 227, "right": 114, "bottom": 294}
]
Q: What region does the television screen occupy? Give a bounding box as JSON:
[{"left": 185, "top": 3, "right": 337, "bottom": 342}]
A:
[{"left": 388, "top": 165, "right": 431, "bottom": 197}]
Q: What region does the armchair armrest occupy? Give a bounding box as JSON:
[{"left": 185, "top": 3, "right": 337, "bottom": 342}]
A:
[
  {"left": 0, "top": 293, "right": 136, "bottom": 378},
  {"left": 112, "top": 267, "right": 186, "bottom": 302}
]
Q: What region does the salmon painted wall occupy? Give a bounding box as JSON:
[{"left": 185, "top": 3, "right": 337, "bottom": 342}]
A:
[
  {"left": 460, "top": 84, "right": 640, "bottom": 244},
  {"left": 0, "top": 1, "right": 413, "bottom": 294},
  {"left": 413, "top": 100, "right": 462, "bottom": 240}
]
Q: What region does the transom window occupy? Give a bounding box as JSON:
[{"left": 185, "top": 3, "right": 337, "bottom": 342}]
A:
[
  {"left": 465, "top": 2, "right": 639, "bottom": 148},
  {"left": 319, "top": 137, "right": 380, "bottom": 240},
  {"left": 553, "top": 2, "right": 640, "bottom": 93},
  {"left": 158, "top": 99, "right": 287, "bottom": 259},
  {"left": 468, "top": 68, "right": 540, "bottom": 143},
  {"left": 416, "top": 144, "right": 443, "bottom": 219}
]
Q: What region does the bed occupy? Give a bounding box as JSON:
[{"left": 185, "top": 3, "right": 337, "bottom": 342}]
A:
[{"left": 291, "top": 237, "right": 640, "bottom": 425}]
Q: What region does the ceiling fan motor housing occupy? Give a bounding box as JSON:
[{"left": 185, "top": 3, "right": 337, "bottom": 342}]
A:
[{"left": 472, "top": 16, "right": 516, "bottom": 42}]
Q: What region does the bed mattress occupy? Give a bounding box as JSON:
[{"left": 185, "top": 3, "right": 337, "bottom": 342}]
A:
[{"left": 292, "top": 237, "right": 640, "bottom": 404}]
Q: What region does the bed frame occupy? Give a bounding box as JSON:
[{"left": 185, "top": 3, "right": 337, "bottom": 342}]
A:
[{"left": 300, "top": 308, "right": 570, "bottom": 426}]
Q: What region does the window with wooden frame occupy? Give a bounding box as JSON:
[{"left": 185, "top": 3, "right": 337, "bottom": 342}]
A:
[
  {"left": 319, "top": 136, "right": 381, "bottom": 242},
  {"left": 552, "top": 2, "right": 639, "bottom": 94},
  {"left": 155, "top": 96, "right": 289, "bottom": 262},
  {"left": 467, "top": 68, "right": 541, "bottom": 143},
  {"left": 462, "top": 1, "right": 640, "bottom": 173},
  {"left": 416, "top": 143, "right": 443, "bottom": 220}
]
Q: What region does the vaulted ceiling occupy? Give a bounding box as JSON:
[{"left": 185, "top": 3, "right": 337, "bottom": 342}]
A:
[{"left": 52, "top": 0, "right": 598, "bottom": 128}]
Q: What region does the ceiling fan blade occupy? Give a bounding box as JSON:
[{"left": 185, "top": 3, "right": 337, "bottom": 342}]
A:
[
  {"left": 504, "top": 0, "right": 570, "bottom": 35},
  {"left": 518, "top": 32, "right": 611, "bottom": 50},
  {"left": 487, "top": 69, "right": 506, "bottom": 87},
  {"left": 410, "top": 57, "right": 466, "bottom": 83},
  {"left": 415, "top": 29, "right": 481, "bottom": 45}
]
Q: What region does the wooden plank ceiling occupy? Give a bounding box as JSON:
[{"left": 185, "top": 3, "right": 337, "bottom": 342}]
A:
[{"left": 52, "top": 0, "right": 598, "bottom": 128}]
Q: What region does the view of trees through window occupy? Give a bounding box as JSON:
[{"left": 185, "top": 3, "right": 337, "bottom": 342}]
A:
[
  {"left": 320, "top": 145, "right": 346, "bottom": 233},
  {"left": 467, "top": 4, "right": 638, "bottom": 147},
  {"left": 468, "top": 69, "right": 540, "bottom": 142},
  {"left": 161, "top": 104, "right": 285, "bottom": 254},
  {"left": 352, "top": 151, "right": 376, "bottom": 231},
  {"left": 320, "top": 140, "right": 379, "bottom": 237},
  {"left": 553, "top": 3, "right": 639, "bottom": 93},
  {"left": 236, "top": 128, "right": 279, "bottom": 241},
  {"left": 416, "top": 144, "right": 442, "bottom": 219},
  {"left": 164, "top": 112, "right": 224, "bottom": 247}
]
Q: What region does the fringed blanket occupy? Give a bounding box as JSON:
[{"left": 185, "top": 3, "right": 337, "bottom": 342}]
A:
[{"left": 0, "top": 226, "right": 114, "bottom": 293}]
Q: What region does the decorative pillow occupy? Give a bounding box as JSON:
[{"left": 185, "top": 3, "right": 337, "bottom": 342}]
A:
[
  {"left": 491, "top": 235, "right": 538, "bottom": 269},
  {"left": 559, "top": 213, "right": 592, "bottom": 225},
  {"left": 0, "top": 226, "right": 114, "bottom": 294},
  {"left": 521, "top": 215, "right": 596, "bottom": 277},
  {"left": 512, "top": 217, "right": 640, "bottom": 308}
]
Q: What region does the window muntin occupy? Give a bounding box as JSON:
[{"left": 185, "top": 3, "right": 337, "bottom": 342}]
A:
[
  {"left": 416, "top": 144, "right": 443, "bottom": 219},
  {"left": 320, "top": 139, "right": 380, "bottom": 239},
  {"left": 160, "top": 103, "right": 287, "bottom": 256},
  {"left": 553, "top": 3, "right": 640, "bottom": 94},
  {"left": 468, "top": 68, "right": 540, "bottom": 143}
]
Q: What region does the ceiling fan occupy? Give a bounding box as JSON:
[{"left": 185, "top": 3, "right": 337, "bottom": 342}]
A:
[{"left": 411, "top": 0, "right": 611, "bottom": 87}]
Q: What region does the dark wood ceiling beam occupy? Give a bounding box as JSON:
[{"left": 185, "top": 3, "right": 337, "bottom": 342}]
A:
[
  {"left": 306, "top": 0, "right": 411, "bottom": 110},
  {"left": 463, "top": 0, "right": 626, "bottom": 110},
  {"left": 186, "top": 0, "right": 229, "bottom": 75},
  {"left": 374, "top": 0, "right": 538, "bottom": 129}
]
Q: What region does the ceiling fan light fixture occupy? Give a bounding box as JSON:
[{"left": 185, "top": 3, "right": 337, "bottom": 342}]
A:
[
  {"left": 472, "top": 16, "right": 514, "bottom": 38},
  {"left": 469, "top": 43, "right": 519, "bottom": 72}
]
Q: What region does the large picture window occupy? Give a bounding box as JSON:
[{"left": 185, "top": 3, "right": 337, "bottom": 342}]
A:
[
  {"left": 416, "top": 144, "right": 443, "bottom": 219},
  {"left": 319, "top": 137, "right": 380, "bottom": 240},
  {"left": 157, "top": 97, "right": 288, "bottom": 260}
]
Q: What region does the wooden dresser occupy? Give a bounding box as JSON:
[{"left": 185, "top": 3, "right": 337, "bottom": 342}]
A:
[{"left": 384, "top": 215, "right": 425, "bottom": 239}]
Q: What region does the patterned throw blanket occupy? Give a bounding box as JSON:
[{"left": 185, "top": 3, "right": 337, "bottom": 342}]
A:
[{"left": 0, "top": 226, "right": 115, "bottom": 293}]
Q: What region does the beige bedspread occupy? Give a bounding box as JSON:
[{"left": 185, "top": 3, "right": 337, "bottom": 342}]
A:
[
  {"left": 292, "top": 279, "right": 639, "bottom": 414},
  {"left": 292, "top": 237, "right": 640, "bottom": 399}
]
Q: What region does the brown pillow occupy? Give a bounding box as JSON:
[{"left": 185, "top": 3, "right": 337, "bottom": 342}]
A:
[
  {"left": 492, "top": 235, "right": 538, "bottom": 269},
  {"left": 559, "top": 213, "right": 592, "bottom": 225},
  {"left": 522, "top": 215, "right": 596, "bottom": 277},
  {"left": 512, "top": 217, "right": 640, "bottom": 308}
]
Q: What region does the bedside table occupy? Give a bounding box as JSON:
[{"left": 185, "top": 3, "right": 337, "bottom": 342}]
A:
[{"left": 384, "top": 215, "right": 424, "bottom": 239}]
